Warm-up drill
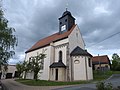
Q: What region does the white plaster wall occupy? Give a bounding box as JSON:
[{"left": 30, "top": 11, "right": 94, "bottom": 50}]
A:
[
  {"left": 58, "top": 68, "right": 65, "bottom": 81},
  {"left": 54, "top": 46, "right": 67, "bottom": 65},
  {"left": 95, "top": 64, "right": 110, "bottom": 70},
  {"left": 7, "top": 65, "right": 17, "bottom": 77},
  {"left": 68, "top": 25, "right": 85, "bottom": 53},
  {"left": 86, "top": 57, "right": 93, "bottom": 80},
  {"left": 26, "top": 72, "right": 34, "bottom": 79},
  {"left": 54, "top": 38, "right": 68, "bottom": 46},
  {"left": 72, "top": 56, "right": 86, "bottom": 80},
  {"left": 50, "top": 68, "right": 55, "bottom": 80},
  {"left": 25, "top": 46, "right": 51, "bottom": 80}
]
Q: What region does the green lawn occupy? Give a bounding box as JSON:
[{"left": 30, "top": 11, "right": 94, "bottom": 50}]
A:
[
  {"left": 93, "top": 70, "right": 120, "bottom": 81},
  {"left": 15, "top": 79, "right": 90, "bottom": 86},
  {"left": 16, "top": 70, "right": 120, "bottom": 86}
]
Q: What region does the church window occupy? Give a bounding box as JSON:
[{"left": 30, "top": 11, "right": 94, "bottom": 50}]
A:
[
  {"left": 76, "top": 32, "right": 78, "bottom": 38},
  {"left": 41, "top": 59, "right": 44, "bottom": 70},
  {"left": 65, "top": 19, "right": 67, "bottom": 22},
  {"left": 88, "top": 58, "right": 91, "bottom": 67},
  {"left": 60, "top": 22, "right": 62, "bottom": 25},
  {"left": 74, "top": 60, "right": 80, "bottom": 64},
  {"left": 59, "top": 51, "right": 62, "bottom": 62}
]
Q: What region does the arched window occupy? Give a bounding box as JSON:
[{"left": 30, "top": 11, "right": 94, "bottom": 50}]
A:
[{"left": 59, "top": 51, "right": 62, "bottom": 62}]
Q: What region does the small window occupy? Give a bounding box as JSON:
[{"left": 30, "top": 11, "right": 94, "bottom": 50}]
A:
[
  {"left": 76, "top": 33, "right": 78, "bottom": 38},
  {"left": 60, "top": 22, "right": 62, "bottom": 25},
  {"left": 59, "top": 51, "right": 62, "bottom": 62},
  {"left": 74, "top": 60, "right": 80, "bottom": 64},
  {"left": 88, "top": 58, "right": 91, "bottom": 67},
  {"left": 65, "top": 19, "right": 67, "bottom": 22},
  {"left": 41, "top": 59, "right": 44, "bottom": 70}
]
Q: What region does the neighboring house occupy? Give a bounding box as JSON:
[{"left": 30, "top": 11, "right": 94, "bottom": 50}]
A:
[
  {"left": 25, "top": 10, "right": 93, "bottom": 81},
  {"left": 92, "top": 55, "right": 111, "bottom": 71},
  {"left": 0, "top": 65, "right": 18, "bottom": 79}
]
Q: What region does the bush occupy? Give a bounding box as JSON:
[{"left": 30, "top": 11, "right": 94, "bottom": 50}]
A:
[{"left": 96, "top": 82, "right": 113, "bottom": 90}]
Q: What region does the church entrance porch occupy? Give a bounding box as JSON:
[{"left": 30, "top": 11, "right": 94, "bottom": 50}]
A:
[
  {"left": 49, "top": 62, "right": 66, "bottom": 81},
  {"left": 49, "top": 68, "right": 66, "bottom": 81}
]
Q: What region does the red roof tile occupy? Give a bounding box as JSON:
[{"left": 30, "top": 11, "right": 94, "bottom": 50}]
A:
[
  {"left": 26, "top": 24, "right": 76, "bottom": 53},
  {"left": 92, "top": 55, "right": 110, "bottom": 64}
]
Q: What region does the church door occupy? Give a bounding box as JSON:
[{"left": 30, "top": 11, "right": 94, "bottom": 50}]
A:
[{"left": 55, "top": 69, "right": 58, "bottom": 80}]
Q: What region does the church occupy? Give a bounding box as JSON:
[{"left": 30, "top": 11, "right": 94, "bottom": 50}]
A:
[{"left": 25, "top": 10, "right": 93, "bottom": 81}]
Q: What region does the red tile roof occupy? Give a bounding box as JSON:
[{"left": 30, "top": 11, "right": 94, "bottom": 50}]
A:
[
  {"left": 92, "top": 55, "right": 110, "bottom": 64},
  {"left": 26, "top": 24, "right": 76, "bottom": 53}
]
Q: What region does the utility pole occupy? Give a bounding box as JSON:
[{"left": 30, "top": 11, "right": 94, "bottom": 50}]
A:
[{"left": 98, "top": 54, "right": 101, "bottom": 71}]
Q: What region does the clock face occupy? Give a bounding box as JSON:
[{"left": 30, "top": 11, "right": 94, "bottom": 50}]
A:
[{"left": 61, "top": 25, "right": 66, "bottom": 31}]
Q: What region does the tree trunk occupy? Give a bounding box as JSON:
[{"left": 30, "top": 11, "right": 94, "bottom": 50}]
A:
[{"left": 34, "top": 72, "right": 38, "bottom": 81}]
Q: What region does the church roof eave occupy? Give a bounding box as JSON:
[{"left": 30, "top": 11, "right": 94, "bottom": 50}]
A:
[
  {"left": 50, "top": 62, "right": 66, "bottom": 68},
  {"left": 70, "top": 46, "right": 92, "bottom": 57}
]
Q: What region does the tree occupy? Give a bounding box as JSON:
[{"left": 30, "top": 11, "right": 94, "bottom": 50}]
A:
[
  {"left": 0, "top": 3, "right": 17, "bottom": 70},
  {"left": 16, "top": 61, "right": 24, "bottom": 78},
  {"left": 16, "top": 61, "right": 31, "bottom": 79},
  {"left": 22, "top": 60, "right": 31, "bottom": 79},
  {"left": 111, "top": 53, "right": 120, "bottom": 71},
  {"left": 29, "top": 53, "right": 46, "bottom": 81}
]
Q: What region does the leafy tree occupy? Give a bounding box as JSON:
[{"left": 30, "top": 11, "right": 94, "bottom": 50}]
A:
[
  {"left": 22, "top": 60, "right": 31, "bottom": 79},
  {"left": 16, "top": 61, "right": 24, "bottom": 78},
  {"left": 29, "top": 53, "right": 46, "bottom": 81},
  {"left": 16, "top": 61, "right": 31, "bottom": 79},
  {"left": 111, "top": 53, "right": 120, "bottom": 71},
  {"left": 0, "top": 3, "right": 17, "bottom": 70}
]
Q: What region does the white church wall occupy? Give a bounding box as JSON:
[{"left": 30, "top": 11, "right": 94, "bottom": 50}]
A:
[
  {"left": 58, "top": 68, "right": 66, "bottom": 81},
  {"left": 54, "top": 38, "right": 68, "bottom": 46},
  {"left": 86, "top": 57, "right": 93, "bottom": 80},
  {"left": 54, "top": 46, "right": 67, "bottom": 65},
  {"left": 72, "top": 56, "right": 87, "bottom": 80},
  {"left": 25, "top": 46, "right": 51, "bottom": 80},
  {"left": 69, "top": 25, "right": 85, "bottom": 53},
  {"left": 54, "top": 38, "right": 68, "bottom": 65}
]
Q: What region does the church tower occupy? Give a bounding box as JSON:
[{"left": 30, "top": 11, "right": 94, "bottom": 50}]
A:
[{"left": 59, "top": 10, "right": 75, "bottom": 34}]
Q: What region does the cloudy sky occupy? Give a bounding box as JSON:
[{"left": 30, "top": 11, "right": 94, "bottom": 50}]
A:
[{"left": 2, "top": 0, "right": 120, "bottom": 64}]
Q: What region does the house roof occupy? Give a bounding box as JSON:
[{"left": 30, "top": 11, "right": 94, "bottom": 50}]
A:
[
  {"left": 50, "top": 62, "right": 66, "bottom": 68},
  {"left": 92, "top": 55, "right": 110, "bottom": 64},
  {"left": 26, "top": 24, "right": 76, "bottom": 53},
  {"left": 70, "top": 46, "right": 92, "bottom": 57}
]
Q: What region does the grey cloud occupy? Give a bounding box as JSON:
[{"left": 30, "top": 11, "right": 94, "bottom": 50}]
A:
[{"left": 2, "top": 0, "right": 120, "bottom": 64}]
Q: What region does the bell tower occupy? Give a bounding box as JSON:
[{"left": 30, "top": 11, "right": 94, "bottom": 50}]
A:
[{"left": 59, "top": 10, "right": 75, "bottom": 34}]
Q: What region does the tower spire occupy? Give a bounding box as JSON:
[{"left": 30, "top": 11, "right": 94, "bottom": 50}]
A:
[{"left": 66, "top": 0, "right": 68, "bottom": 11}]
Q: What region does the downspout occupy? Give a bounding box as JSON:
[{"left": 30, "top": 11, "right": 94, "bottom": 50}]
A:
[{"left": 85, "top": 56, "right": 88, "bottom": 80}]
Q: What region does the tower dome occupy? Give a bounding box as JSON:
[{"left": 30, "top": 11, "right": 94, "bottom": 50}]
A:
[{"left": 62, "top": 10, "right": 72, "bottom": 17}]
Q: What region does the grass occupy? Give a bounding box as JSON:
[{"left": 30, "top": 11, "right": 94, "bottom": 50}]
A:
[
  {"left": 15, "top": 70, "right": 120, "bottom": 86},
  {"left": 15, "top": 79, "right": 90, "bottom": 86},
  {"left": 93, "top": 70, "right": 120, "bottom": 81}
]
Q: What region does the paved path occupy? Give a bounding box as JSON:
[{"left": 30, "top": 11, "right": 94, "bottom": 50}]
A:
[
  {"left": 1, "top": 74, "right": 120, "bottom": 90},
  {"left": 1, "top": 79, "right": 68, "bottom": 90}
]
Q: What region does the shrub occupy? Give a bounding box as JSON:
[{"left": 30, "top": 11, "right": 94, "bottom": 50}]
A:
[{"left": 96, "top": 82, "right": 113, "bottom": 90}]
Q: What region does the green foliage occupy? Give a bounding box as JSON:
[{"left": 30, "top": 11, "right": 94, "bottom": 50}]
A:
[
  {"left": 16, "top": 61, "right": 24, "bottom": 78},
  {"left": 29, "top": 53, "right": 46, "bottom": 81},
  {"left": 0, "top": 4, "right": 17, "bottom": 70},
  {"left": 111, "top": 53, "right": 120, "bottom": 71},
  {"left": 93, "top": 70, "right": 120, "bottom": 81},
  {"left": 96, "top": 82, "right": 113, "bottom": 90},
  {"left": 16, "top": 61, "right": 31, "bottom": 79}
]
